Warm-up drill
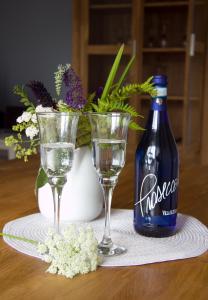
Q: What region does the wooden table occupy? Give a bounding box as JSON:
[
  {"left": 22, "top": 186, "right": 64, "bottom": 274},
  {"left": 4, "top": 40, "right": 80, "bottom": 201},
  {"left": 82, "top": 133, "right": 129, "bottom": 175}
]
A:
[{"left": 1, "top": 157, "right": 208, "bottom": 300}]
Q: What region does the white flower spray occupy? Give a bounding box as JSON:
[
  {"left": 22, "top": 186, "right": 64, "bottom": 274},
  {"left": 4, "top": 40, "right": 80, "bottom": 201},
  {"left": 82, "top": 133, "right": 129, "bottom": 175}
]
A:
[
  {"left": 16, "top": 111, "right": 32, "bottom": 123},
  {"left": 37, "top": 225, "right": 102, "bottom": 278},
  {"left": 25, "top": 126, "right": 39, "bottom": 140},
  {"left": 1, "top": 224, "right": 101, "bottom": 279}
]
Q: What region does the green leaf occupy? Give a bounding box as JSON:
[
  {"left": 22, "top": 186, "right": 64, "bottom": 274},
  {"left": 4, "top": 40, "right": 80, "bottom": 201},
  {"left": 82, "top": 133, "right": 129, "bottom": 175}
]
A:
[
  {"left": 84, "top": 92, "right": 96, "bottom": 111},
  {"left": 115, "top": 55, "right": 135, "bottom": 91},
  {"left": 35, "top": 167, "right": 48, "bottom": 190},
  {"left": 76, "top": 133, "right": 91, "bottom": 148},
  {"left": 100, "top": 44, "right": 124, "bottom": 101},
  {"left": 129, "top": 121, "right": 145, "bottom": 131},
  {"left": 91, "top": 103, "right": 99, "bottom": 111},
  {"left": 87, "top": 92, "right": 96, "bottom": 104},
  {"left": 57, "top": 101, "right": 74, "bottom": 112},
  {"left": 26, "top": 107, "right": 35, "bottom": 112},
  {"left": 13, "top": 85, "right": 36, "bottom": 110}
]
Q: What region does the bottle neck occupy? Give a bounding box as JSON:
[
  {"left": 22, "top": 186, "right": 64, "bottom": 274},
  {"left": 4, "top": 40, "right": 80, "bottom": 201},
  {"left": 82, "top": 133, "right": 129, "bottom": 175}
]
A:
[
  {"left": 147, "top": 86, "right": 169, "bottom": 130},
  {"left": 151, "top": 98, "right": 167, "bottom": 111},
  {"left": 151, "top": 86, "right": 167, "bottom": 111}
]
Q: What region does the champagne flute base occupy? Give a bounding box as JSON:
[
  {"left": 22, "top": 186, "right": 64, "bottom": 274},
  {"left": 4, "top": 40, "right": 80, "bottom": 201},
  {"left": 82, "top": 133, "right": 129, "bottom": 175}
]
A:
[{"left": 98, "top": 243, "right": 127, "bottom": 257}]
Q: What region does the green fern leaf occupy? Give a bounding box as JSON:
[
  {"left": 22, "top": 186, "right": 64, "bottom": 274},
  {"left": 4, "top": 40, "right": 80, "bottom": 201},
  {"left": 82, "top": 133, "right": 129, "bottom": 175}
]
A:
[
  {"left": 107, "top": 102, "right": 139, "bottom": 117},
  {"left": 129, "top": 121, "right": 145, "bottom": 131}
]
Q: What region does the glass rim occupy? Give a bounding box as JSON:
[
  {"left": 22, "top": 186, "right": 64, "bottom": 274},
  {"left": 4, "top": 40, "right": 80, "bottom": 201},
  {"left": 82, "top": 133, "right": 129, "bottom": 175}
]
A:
[
  {"left": 85, "top": 112, "right": 131, "bottom": 117},
  {"left": 36, "top": 111, "right": 81, "bottom": 116}
]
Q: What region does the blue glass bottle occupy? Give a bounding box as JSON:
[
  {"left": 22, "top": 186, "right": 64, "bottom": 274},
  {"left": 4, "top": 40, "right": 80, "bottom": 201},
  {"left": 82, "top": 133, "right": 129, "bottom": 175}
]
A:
[{"left": 134, "top": 75, "right": 179, "bottom": 237}]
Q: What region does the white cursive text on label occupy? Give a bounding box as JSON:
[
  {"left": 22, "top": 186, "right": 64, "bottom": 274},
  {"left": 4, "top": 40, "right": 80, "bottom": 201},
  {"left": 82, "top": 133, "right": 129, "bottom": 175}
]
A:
[{"left": 135, "top": 174, "right": 178, "bottom": 217}]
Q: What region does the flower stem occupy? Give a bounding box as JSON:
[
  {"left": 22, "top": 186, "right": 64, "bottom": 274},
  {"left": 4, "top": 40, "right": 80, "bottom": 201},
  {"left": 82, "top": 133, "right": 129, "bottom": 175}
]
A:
[{"left": 0, "top": 232, "right": 38, "bottom": 245}]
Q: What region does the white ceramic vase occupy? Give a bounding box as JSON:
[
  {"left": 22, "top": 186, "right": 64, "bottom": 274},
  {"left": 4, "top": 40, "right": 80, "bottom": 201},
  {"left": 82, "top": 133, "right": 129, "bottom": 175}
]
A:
[{"left": 37, "top": 146, "right": 103, "bottom": 221}]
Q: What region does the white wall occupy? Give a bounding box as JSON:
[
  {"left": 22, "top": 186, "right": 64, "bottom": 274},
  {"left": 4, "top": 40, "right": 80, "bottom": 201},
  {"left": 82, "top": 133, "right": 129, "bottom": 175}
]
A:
[{"left": 0, "top": 0, "right": 72, "bottom": 112}]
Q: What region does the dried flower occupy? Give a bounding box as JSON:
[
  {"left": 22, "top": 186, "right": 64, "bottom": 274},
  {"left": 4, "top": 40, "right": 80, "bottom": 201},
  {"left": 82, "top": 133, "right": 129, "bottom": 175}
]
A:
[
  {"left": 63, "top": 67, "right": 86, "bottom": 109},
  {"left": 27, "top": 81, "right": 55, "bottom": 108}
]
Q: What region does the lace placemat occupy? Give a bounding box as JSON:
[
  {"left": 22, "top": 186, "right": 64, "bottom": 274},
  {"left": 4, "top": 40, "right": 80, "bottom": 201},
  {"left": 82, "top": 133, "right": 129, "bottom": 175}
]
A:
[{"left": 3, "top": 209, "right": 208, "bottom": 267}]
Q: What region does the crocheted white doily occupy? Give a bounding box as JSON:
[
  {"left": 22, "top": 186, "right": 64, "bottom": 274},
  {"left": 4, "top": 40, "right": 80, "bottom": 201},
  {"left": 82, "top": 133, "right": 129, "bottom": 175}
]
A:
[{"left": 3, "top": 209, "right": 208, "bottom": 267}]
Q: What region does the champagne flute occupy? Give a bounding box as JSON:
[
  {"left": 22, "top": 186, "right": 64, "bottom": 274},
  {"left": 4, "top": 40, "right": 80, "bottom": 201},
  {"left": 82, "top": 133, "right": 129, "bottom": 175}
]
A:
[
  {"left": 37, "top": 112, "right": 79, "bottom": 233},
  {"left": 87, "top": 112, "right": 131, "bottom": 256}
]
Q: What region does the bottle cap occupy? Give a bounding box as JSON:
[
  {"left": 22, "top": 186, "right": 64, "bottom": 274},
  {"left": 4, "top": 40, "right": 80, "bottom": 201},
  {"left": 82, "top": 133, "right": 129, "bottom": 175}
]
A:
[{"left": 152, "top": 75, "right": 168, "bottom": 87}]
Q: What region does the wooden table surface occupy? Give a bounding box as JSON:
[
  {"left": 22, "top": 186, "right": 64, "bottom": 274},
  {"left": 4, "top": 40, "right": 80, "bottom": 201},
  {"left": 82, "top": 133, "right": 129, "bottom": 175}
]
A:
[{"left": 1, "top": 157, "right": 208, "bottom": 300}]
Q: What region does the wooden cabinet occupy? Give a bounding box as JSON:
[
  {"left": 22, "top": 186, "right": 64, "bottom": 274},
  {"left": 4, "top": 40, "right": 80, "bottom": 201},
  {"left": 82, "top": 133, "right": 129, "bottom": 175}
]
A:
[{"left": 72, "top": 0, "right": 208, "bottom": 163}]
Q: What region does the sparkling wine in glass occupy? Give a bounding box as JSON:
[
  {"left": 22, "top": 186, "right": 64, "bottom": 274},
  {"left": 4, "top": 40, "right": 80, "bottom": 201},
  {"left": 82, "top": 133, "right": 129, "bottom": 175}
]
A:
[
  {"left": 37, "top": 112, "right": 79, "bottom": 233},
  {"left": 92, "top": 138, "right": 126, "bottom": 179},
  {"left": 87, "top": 112, "right": 131, "bottom": 256},
  {"left": 40, "top": 142, "right": 74, "bottom": 178}
]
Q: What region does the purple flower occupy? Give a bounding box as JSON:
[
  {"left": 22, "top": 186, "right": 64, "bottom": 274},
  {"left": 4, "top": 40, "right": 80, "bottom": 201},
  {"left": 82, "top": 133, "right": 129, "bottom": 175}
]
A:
[
  {"left": 66, "top": 90, "right": 86, "bottom": 109},
  {"left": 63, "top": 67, "right": 86, "bottom": 110},
  {"left": 27, "top": 80, "right": 56, "bottom": 108},
  {"left": 93, "top": 86, "right": 103, "bottom": 104}
]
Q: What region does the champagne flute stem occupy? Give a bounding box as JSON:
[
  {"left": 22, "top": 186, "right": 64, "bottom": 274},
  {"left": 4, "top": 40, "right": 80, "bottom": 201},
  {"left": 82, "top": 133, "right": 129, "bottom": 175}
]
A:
[
  {"left": 51, "top": 185, "right": 62, "bottom": 233},
  {"left": 49, "top": 177, "right": 66, "bottom": 234},
  {"left": 101, "top": 183, "right": 115, "bottom": 246}
]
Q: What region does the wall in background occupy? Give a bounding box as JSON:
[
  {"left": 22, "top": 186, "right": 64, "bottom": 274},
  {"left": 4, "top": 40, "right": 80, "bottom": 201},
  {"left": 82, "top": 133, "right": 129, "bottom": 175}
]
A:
[{"left": 0, "top": 0, "right": 72, "bottom": 114}]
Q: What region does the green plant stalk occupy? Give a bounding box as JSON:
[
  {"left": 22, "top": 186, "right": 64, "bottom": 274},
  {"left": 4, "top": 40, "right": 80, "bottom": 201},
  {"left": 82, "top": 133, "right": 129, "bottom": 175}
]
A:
[
  {"left": 100, "top": 44, "right": 124, "bottom": 101},
  {"left": 0, "top": 232, "right": 38, "bottom": 245},
  {"left": 115, "top": 55, "right": 135, "bottom": 91}
]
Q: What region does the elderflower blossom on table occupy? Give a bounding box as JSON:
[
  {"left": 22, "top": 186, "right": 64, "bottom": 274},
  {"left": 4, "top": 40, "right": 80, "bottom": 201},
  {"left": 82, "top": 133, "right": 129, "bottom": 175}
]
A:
[{"left": 37, "top": 225, "right": 102, "bottom": 279}]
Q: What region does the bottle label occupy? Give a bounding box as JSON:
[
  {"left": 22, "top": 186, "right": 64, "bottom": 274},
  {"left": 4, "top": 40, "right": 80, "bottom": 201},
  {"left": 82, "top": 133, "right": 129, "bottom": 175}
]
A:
[
  {"left": 135, "top": 174, "right": 178, "bottom": 217},
  {"left": 151, "top": 87, "right": 167, "bottom": 111},
  {"left": 155, "top": 87, "right": 167, "bottom": 97}
]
